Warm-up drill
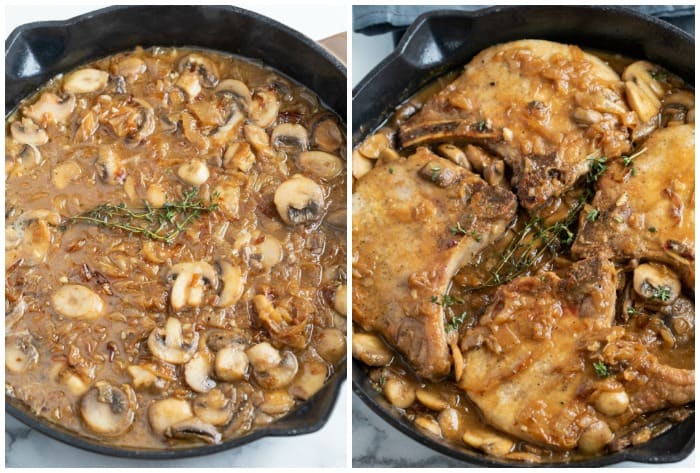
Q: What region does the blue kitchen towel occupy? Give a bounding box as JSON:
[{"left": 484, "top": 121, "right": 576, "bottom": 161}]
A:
[{"left": 353, "top": 5, "right": 694, "bottom": 36}]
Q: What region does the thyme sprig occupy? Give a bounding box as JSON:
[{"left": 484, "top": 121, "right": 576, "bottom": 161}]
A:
[
  {"left": 465, "top": 194, "right": 587, "bottom": 291},
  {"left": 65, "top": 188, "right": 218, "bottom": 244}
]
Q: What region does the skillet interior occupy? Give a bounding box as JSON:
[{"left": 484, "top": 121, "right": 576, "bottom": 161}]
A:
[
  {"left": 5, "top": 4, "right": 347, "bottom": 459},
  {"left": 351, "top": 5, "right": 694, "bottom": 467}
]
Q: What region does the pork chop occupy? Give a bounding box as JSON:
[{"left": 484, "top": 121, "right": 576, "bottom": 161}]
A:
[
  {"left": 572, "top": 124, "right": 695, "bottom": 287},
  {"left": 459, "top": 256, "right": 694, "bottom": 452},
  {"left": 352, "top": 147, "right": 517, "bottom": 379},
  {"left": 399, "top": 39, "right": 632, "bottom": 211}
]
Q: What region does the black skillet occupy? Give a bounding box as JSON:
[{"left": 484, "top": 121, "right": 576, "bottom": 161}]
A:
[
  {"left": 5, "top": 5, "right": 346, "bottom": 459},
  {"left": 352, "top": 5, "right": 694, "bottom": 467}
]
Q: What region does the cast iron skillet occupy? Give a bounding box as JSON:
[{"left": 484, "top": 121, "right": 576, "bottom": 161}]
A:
[
  {"left": 5, "top": 5, "right": 346, "bottom": 459},
  {"left": 352, "top": 5, "right": 694, "bottom": 467}
]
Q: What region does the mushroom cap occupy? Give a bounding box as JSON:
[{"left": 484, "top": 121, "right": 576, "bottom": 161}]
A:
[
  {"left": 193, "top": 389, "right": 234, "bottom": 426},
  {"left": 5, "top": 333, "right": 39, "bottom": 374},
  {"left": 147, "top": 317, "right": 199, "bottom": 364},
  {"left": 10, "top": 118, "right": 49, "bottom": 146},
  {"left": 215, "top": 344, "right": 249, "bottom": 382},
  {"left": 297, "top": 151, "right": 344, "bottom": 180},
  {"left": 184, "top": 352, "right": 216, "bottom": 393},
  {"left": 148, "top": 398, "right": 194, "bottom": 436},
  {"left": 273, "top": 174, "right": 325, "bottom": 225},
  {"left": 633, "top": 262, "right": 681, "bottom": 305},
  {"left": 79, "top": 381, "right": 135, "bottom": 436},
  {"left": 166, "top": 417, "right": 222, "bottom": 444},
  {"left": 215, "top": 261, "right": 246, "bottom": 308},
  {"left": 63, "top": 68, "right": 109, "bottom": 94},
  {"left": 215, "top": 79, "right": 252, "bottom": 110},
  {"left": 310, "top": 114, "right": 343, "bottom": 152},
  {"left": 51, "top": 284, "right": 105, "bottom": 320},
  {"left": 271, "top": 123, "right": 309, "bottom": 153},
  {"left": 178, "top": 53, "right": 219, "bottom": 88},
  {"left": 249, "top": 88, "right": 280, "bottom": 128},
  {"left": 254, "top": 350, "right": 299, "bottom": 390},
  {"left": 24, "top": 92, "right": 76, "bottom": 125}
]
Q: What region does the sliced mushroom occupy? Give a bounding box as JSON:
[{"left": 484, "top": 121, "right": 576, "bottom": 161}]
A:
[
  {"left": 357, "top": 133, "right": 389, "bottom": 159},
  {"left": 206, "top": 328, "right": 249, "bottom": 351},
  {"left": 95, "top": 146, "right": 126, "bottom": 185},
  {"left": 314, "top": 328, "right": 346, "bottom": 364},
  {"left": 247, "top": 342, "right": 298, "bottom": 389},
  {"left": 51, "top": 284, "right": 105, "bottom": 320},
  {"left": 352, "top": 333, "right": 393, "bottom": 366},
  {"left": 114, "top": 57, "right": 146, "bottom": 81},
  {"left": 146, "top": 183, "right": 167, "bottom": 207},
  {"left": 178, "top": 53, "right": 219, "bottom": 88},
  {"left": 259, "top": 390, "right": 295, "bottom": 415},
  {"left": 622, "top": 61, "right": 666, "bottom": 123},
  {"left": 176, "top": 71, "right": 202, "bottom": 99},
  {"left": 166, "top": 261, "right": 219, "bottom": 311},
  {"left": 193, "top": 389, "right": 234, "bottom": 426},
  {"left": 5, "top": 333, "right": 39, "bottom": 374},
  {"left": 223, "top": 142, "right": 256, "bottom": 172},
  {"left": 209, "top": 105, "right": 245, "bottom": 147},
  {"left": 10, "top": 118, "right": 49, "bottom": 146},
  {"left": 310, "top": 114, "right": 343, "bottom": 152},
  {"left": 290, "top": 359, "right": 328, "bottom": 400},
  {"left": 215, "top": 79, "right": 252, "bottom": 110},
  {"left": 24, "top": 92, "right": 76, "bottom": 124},
  {"left": 147, "top": 317, "right": 199, "bottom": 364},
  {"left": 384, "top": 377, "right": 416, "bottom": 409},
  {"left": 249, "top": 88, "right": 280, "bottom": 128},
  {"left": 333, "top": 284, "right": 347, "bottom": 316},
  {"left": 297, "top": 151, "right": 344, "bottom": 179},
  {"left": 244, "top": 123, "right": 272, "bottom": 152},
  {"left": 415, "top": 416, "right": 442, "bottom": 437},
  {"left": 166, "top": 417, "right": 222, "bottom": 444},
  {"left": 51, "top": 160, "right": 83, "bottom": 190},
  {"left": 148, "top": 398, "right": 194, "bottom": 436},
  {"left": 632, "top": 263, "right": 681, "bottom": 305},
  {"left": 662, "top": 90, "right": 695, "bottom": 126},
  {"left": 52, "top": 363, "right": 90, "bottom": 395},
  {"left": 578, "top": 420, "right": 613, "bottom": 453},
  {"left": 7, "top": 211, "right": 57, "bottom": 266},
  {"left": 215, "top": 344, "right": 249, "bottom": 381},
  {"left": 184, "top": 351, "right": 216, "bottom": 393},
  {"left": 271, "top": 123, "right": 309, "bottom": 153},
  {"left": 415, "top": 388, "right": 449, "bottom": 411},
  {"left": 437, "top": 143, "right": 471, "bottom": 170},
  {"left": 212, "top": 183, "right": 240, "bottom": 220},
  {"left": 215, "top": 260, "right": 246, "bottom": 307},
  {"left": 80, "top": 381, "right": 135, "bottom": 436},
  {"left": 63, "top": 68, "right": 109, "bottom": 94},
  {"left": 181, "top": 111, "right": 209, "bottom": 151},
  {"left": 14, "top": 143, "right": 42, "bottom": 168},
  {"left": 273, "top": 174, "right": 325, "bottom": 225},
  {"left": 462, "top": 425, "right": 515, "bottom": 456},
  {"left": 126, "top": 98, "right": 156, "bottom": 143},
  {"left": 352, "top": 149, "right": 373, "bottom": 180},
  {"left": 251, "top": 234, "right": 283, "bottom": 269},
  {"left": 127, "top": 364, "right": 167, "bottom": 391},
  {"left": 177, "top": 159, "right": 209, "bottom": 186}
]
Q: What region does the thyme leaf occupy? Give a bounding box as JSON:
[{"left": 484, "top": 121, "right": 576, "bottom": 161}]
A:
[
  {"left": 593, "top": 361, "right": 609, "bottom": 378},
  {"left": 445, "top": 312, "right": 468, "bottom": 332}
]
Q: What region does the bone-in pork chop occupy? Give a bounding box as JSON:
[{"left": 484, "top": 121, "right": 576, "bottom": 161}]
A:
[
  {"left": 573, "top": 124, "right": 695, "bottom": 287},
  {"left": 352, "top": 147, "right": 517, "bottom": 379},
  {"left": 399, "top": 39, "right": 632, "bottom": 211},
  {"left": 459, "top": 256, "right": 695, "bottom": 452}
]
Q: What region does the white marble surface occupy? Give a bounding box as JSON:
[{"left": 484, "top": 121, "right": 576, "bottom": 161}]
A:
[
  {"left": 5, "top": 2, "right": 348, "bottom": 468},
  {"left": 351, "top": 6, "right": 695, "bottom": 468}
]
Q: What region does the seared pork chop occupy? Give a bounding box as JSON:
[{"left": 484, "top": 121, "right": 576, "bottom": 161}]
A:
[
  {"left": 399, "top": 39, "right": 632, "bottom": 211},
  {"left": 352, "top": 147, "right": 517, "bottom": 379},
  {"left": 573, "top": 124, "right": 695, "bottom": 287},
  {"left": 459, "top": 256, "right": 694, "bottom": 452}
]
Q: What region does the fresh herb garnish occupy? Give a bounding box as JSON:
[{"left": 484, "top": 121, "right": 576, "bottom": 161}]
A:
[
  {"left": 473, "top": 120, "right": 488, "bottom": 132},
  {"left": 586, "top": 208, "right": 600, "bottom": 222},
  {"left": 470, "top": 230, "right": 482, "bottom": 242},
  {"left": 652, "top": 285, "right": 672, "bottom": 302},
  {"left": 648, "top": 226, "right": 657, "bottom": 233},
  {"left": 432, "top": 294, "right": 464, "bottom": 307},
  {"left": 649, "top": 69, "right": 668, "bottom": 82},
  {"left": 65, "top": 188, "right": 217, "bottom": 244},
  {"left": 389, "top": 167, "right": 394, "bottom": 174},
  {"left": 593, "top": 361, "right": 609, "bottom": 378},
  {"left": 622, "top": 147, "right": 647, "bottom": 167},
  {"left": 431, "top": 166, "right": 441, "bottom": 182},
  {"left": 626, "top": 306, "right": 638, "bottom": 316},
  {"left": 445, "top": 312, "right": 468, "bottom": 332},
  {"left": 586, "top": 154, "right": 608, "bottom": 184}
]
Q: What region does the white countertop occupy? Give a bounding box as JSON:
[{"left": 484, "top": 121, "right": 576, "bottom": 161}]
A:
[
  {"left": 5, "top": 3, "right": 347, "bottom": 468},
  {"left": 351, "top": 17, "right": 695, "bottom": 469}
]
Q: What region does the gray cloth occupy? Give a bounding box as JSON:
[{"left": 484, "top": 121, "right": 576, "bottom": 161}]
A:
[{"left": 353, "top": 5, "right": 694, "bottom": 36}]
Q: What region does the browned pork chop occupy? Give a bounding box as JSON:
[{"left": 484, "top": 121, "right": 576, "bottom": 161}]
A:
[
  {"left": 459, "top": 256, "right": 694, "bottom": 452},
  {"left": 352, "top": 147, "right": 517, "bottom": 379},
  {"left": 399, "top": 39, "right": 632, "bottom": 211},
  {"left": 573, "top": 124, "right": 695, "bottom": 287}
]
